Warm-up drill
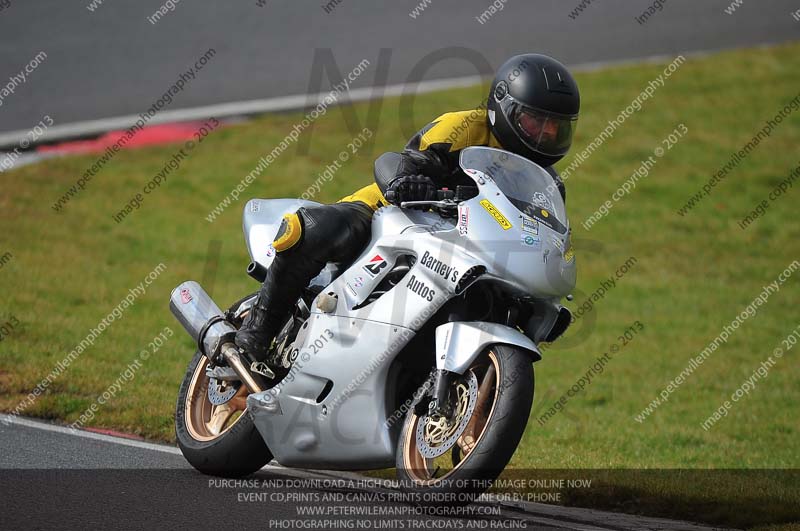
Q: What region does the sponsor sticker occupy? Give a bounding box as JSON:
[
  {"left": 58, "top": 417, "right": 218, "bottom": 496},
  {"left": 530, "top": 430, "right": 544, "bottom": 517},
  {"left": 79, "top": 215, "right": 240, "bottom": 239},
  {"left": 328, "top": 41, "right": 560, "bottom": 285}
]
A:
[
  {"left": 180, "top": 289, "right": 193, "bottom": 304},
  {"left": 420, "top": 250, "right": 460, "bottom": 282},
  {"left": 521, "top": 235, "right": 541, "bottom": 248},
  {"left": 521, "top": 217, "right": 539, "bottom": 235},
  {"left": 530, "top": 207, "right": 567, "bottom": 234},
  {"left": 440, "top": 329, "right": 451, "bottom": 359},
  {"left": 406, "top": 274, "right": 435, "bottom": 302},
  {"left": 353, "top": 276, "right": 365, "bottom": 288},
  {"left": 551, "top": 236, "right": 564, "bottom": 252},
  {"left": 564, "top": 248, "right": 575, "bottom": 262},
  {"left": 362, "top": 254, "right": 388, "bottom": 277},
  {"left": 345, "top": 283, "right": 358, "bottom": 297},
  {"left": 531, "top": 191, "right": 552, "bottom": 210},
  {"left": 479, "top": 199, "right": 512, "bottom": 230},
  {"left": 458, "top": 205, "right": 469, "bottom": 237},
  {"left": 265, "top": 245, "right": 275, "bottom": 258}
]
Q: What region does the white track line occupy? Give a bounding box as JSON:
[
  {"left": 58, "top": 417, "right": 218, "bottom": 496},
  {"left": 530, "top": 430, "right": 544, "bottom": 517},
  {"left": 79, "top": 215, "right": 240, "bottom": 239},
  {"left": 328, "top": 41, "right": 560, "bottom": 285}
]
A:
[
  {"left": 0, "top": 151, "right": 58, "bottom": 173},
  {"left": 0, "top": 414, "right": 365, "bottom": 479},
  {"left": 0, "top": 43, "right": 783, "bottom": 149},
  {"left": 0, "top": 414, "right": 329, "bottom": 474},
  {"left": 1, "top": 413, "right": 182, "bottom": 455}
]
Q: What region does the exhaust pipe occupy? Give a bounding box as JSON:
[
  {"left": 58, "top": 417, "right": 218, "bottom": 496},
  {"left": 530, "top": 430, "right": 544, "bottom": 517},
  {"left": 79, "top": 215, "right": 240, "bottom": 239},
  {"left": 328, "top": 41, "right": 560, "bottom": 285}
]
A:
[
  {"left": 169, "top": 281, "right": 236, "bottom": 357},
  {"left": 169, "top": 281, "right": 265, "bottom": 393},
  {"left": 247, "top": 261, "right": 268, "bottom": 283}
]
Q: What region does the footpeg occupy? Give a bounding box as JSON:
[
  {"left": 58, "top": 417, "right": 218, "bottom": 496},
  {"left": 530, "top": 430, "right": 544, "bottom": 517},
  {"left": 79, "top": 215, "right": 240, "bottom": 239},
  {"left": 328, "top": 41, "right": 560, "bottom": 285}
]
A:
[
  {"left": 250, "top": 361, "right": 276, "bottom": 379},
  {"left": 205, "top": 365, "right": 240, "bottom": 382},
  {"left": 219, "top": 343, "right": 266, "bottom": 394}
]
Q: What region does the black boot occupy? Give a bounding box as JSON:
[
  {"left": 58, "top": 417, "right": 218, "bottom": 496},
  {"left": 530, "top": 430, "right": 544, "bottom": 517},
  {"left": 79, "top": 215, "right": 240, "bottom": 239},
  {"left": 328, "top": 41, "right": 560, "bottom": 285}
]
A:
[
  {"left": 234, "top": 291, "right": 278, "bottom": 362},
  {"left": 235, "top": 246, "right": 327, "bottom": 361}
]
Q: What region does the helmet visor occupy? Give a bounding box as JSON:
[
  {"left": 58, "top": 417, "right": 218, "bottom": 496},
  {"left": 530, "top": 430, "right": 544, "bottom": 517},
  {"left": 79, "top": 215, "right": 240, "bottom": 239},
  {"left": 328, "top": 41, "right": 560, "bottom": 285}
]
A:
[{"left": 512, "top": 105, "right": 577, "bottom": 157}]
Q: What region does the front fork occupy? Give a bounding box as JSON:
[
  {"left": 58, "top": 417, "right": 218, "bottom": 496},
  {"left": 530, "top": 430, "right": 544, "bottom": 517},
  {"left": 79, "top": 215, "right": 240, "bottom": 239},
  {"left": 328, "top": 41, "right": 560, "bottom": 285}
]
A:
[{"left": 415, "top": 370, "right": 456, "bottom": 419}]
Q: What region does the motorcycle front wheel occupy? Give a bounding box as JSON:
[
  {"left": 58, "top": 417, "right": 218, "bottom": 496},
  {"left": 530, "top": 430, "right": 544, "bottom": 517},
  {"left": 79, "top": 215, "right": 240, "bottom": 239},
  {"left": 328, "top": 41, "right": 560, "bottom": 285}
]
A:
[{"left": 396, "top": 345, "right": 534, "bottom": 505}]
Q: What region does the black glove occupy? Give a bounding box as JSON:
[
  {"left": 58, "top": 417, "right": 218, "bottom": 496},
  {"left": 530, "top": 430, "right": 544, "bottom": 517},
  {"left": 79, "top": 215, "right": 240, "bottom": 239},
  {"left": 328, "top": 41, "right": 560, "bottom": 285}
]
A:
[{"left": 386, "top": 175, "right": 436, "bottom": 206}]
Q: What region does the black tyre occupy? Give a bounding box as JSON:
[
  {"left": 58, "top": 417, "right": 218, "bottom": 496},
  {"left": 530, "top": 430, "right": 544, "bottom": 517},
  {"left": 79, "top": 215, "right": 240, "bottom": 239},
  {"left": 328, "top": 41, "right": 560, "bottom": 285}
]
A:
[
  {"left": 174, "top": 294, "right": 272, "bottom": 477},
  {"left": 396, "top": 345, "right": 534, "bottom": 505}
]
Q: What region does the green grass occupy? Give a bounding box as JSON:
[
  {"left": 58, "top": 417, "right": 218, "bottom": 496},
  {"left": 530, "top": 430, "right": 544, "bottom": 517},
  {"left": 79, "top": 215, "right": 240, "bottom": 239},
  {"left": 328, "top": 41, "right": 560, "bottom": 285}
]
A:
[{"left": 2, "top": 42, "right": 799, "bottom": 529}]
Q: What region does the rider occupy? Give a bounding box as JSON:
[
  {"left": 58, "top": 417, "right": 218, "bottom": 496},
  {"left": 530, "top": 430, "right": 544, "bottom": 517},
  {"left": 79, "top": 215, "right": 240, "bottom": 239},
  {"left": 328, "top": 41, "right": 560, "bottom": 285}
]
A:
[{"left": 235, "top": 53, "right": 581, "bottom": 361}]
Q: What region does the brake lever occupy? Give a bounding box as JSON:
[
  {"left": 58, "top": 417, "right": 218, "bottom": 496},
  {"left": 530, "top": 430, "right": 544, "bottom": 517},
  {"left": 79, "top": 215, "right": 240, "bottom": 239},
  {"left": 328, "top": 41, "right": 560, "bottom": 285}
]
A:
[{"left": 399, "top": 199, "right": 458, "bottom": 209}]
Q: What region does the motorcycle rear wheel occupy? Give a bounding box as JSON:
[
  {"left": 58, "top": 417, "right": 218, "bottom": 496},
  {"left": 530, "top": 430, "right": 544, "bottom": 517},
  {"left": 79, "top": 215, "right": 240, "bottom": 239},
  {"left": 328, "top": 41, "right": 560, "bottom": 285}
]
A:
[
  {"left": 175, "top": 351, "right": 272, "bottom": 477},
  {"left": 175, "top": 295, "right": 272, "bottom": 477}
]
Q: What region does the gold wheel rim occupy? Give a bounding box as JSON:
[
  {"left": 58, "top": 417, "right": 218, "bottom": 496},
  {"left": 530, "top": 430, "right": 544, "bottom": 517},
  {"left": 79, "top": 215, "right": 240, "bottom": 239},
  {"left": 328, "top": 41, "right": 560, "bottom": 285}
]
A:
[
  {"left": 184, "top": 355, "right": 249, "bottom": 442},
  {"left": 402, "top": 351, "right": 501, "bottom": 484}
]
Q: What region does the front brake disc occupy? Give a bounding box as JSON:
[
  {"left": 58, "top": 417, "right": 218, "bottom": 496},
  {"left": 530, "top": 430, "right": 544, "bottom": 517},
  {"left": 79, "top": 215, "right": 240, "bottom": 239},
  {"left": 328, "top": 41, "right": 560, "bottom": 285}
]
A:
[{"left": 415, "top": 370, "right": 478, "bottom": 459}]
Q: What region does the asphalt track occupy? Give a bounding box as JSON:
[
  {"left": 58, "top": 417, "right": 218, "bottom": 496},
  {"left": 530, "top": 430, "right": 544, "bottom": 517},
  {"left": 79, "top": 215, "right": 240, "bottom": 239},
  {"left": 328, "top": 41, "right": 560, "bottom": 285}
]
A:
[
  {"left": 0, "top": 0, "right": 798, "bottom": 145},
  {"left": 0, "top": 415, "right": 730, "bottom": 530}
]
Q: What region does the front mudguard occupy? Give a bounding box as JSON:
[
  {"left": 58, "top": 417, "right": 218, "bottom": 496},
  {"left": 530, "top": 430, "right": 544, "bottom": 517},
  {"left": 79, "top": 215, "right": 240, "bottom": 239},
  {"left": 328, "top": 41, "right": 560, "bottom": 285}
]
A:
[{"left": 434, "top": 321, "right": 542, "bottom": 374}]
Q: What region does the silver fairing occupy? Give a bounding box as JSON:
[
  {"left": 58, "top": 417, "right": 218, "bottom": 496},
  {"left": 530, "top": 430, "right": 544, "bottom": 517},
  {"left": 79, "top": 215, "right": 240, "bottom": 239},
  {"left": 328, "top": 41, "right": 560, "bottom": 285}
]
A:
[
  {"left": 240, "top": 147, "right": 576, "bottom": 470},
  {"left": 247, "top": 207, "right": 464, "bottom": 469}
]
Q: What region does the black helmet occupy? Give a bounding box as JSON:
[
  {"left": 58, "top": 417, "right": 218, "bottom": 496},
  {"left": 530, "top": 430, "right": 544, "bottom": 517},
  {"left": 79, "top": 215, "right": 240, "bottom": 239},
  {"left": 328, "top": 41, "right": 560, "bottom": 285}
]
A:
[{"left": 487, "top": 54, "right": 580, "bottom": 167}]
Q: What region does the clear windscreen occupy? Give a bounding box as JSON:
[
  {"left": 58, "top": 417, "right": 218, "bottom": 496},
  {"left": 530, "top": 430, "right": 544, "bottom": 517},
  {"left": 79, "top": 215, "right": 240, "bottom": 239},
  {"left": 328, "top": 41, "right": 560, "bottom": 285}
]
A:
[{"left": 459, "top": 147, "right": 568, "bottom": 233}]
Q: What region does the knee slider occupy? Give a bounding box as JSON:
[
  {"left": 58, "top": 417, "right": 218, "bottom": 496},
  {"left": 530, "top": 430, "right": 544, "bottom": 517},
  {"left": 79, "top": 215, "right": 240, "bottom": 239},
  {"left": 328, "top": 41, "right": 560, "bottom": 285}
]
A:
[{"left": 272, "top": 212, "right": 303, "bottom": 252}]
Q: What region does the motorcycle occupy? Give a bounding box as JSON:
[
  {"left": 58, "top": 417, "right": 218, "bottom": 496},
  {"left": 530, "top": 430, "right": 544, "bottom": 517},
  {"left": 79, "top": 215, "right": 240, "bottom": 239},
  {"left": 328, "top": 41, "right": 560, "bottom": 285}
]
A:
[{"left": 169, "top": 146, "right": 575, "bottom": 503}]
